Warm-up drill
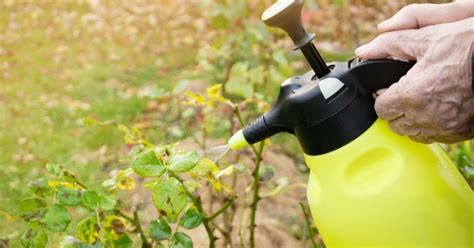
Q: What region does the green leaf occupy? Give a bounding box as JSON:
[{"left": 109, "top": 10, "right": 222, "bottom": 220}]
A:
[
  {"left": 45, "top": 204, "right": 71, "bottom": 232},
  {"left": 169, "top": 150, "right": 200, "bottom": 172},
  {"left": 132, "top": 150, "right": 166, "bottom": 177},
  {"left": 56, "top": 187, "right": 81, "bottom": 206},
  {"left": 114, "top": 234, "right": 133, "bottom": 248},
  {"left": 46, "top": 163, "right": 62, "bottom": 176},
  {"left": 149, "top": 217, "right": 172, "bottom": 241},
  {"left": 76, "top": 217, "right": 100, "bottom": 244},
  {"left": 100, "top": 195, "right": 117, "bottom": 211},
  {"left": 21, "top": 227, "right": 48, "bottom": 248},
  {"left": 28, "top": 178, "right": 52, "bottom": 197},
  {"left": 226, "top": 62, "right": 253, "bottom": 99},
  {"left": 170, "top": 232, "right": 193, "bottom": 248},
  {"left": 81, "top": 190, "right": 101, "bottom": 210},
  {"left": 152, "top": 178, "right": 187, "bottom": 221},
  {"left": 210, "top": 14, "right": 228, "bottom": 29},
  {"left": 191, "top": 158, "right": 219, "bottom": 176},
  {"left": 19, "top": 197, "right": 47, "bottom": 221},
  {"left": 179, "top": 208, "right": 203, "bottom": 229}
]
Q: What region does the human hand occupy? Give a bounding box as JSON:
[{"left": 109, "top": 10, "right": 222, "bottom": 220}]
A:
[
  {"left": 375, "top": 1, "right": 474, "bottom": 33},
  {"left": 356, "top": 16, "right": 474, "bottom": 143}
]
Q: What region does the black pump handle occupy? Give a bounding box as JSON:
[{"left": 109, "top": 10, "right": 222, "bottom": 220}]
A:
[{"left": 341, "top": 59, "right": 415, "bottom": 95}]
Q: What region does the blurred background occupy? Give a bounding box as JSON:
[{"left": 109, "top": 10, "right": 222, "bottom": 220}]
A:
[{"left": 2, "top": 0, "right": 472, "bottom": 247}]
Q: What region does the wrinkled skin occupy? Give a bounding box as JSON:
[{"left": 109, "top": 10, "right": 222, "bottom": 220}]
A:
[{"left": 356, "top": 2, "right": 474, "bottom": 143}]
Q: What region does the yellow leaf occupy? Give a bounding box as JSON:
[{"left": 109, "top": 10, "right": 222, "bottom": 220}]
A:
[
  {"left": 116, "top": 176, "right": 136, "bottom": 191},
  {"left": 191, "top": 158, "right": 220, "bottom": 176},
  {"left": 221, "top": 183, "right": 235, "bottom": 196},
  {"left": 0, "top": 209, "right": 15, "bottom": 222},
  {"left": 207, "top": 175, "right": 222, "bottom": 192},
  {"left": 206, "top": 84, "right": 233, "bottom": 105},
  {"left": 116, "top": 124, "right": 130, "bottom": 134},
  {"left": 184, "top": 91, "right": 206, "bottom": 105},
  {"left": 47, "top": 180, "right": 82, "bottom": 189},
  {"left": 214, "top": 165, "right": 234, "bottom": 179},
  {"left": 82, "top": 116, "right": 98, "bottom": 126},
  {"left": 102, "top": 215, "right": 127, "bottom": 240},
  {"left": 206, "top": 84, "right": 222, "bottom": 98}
]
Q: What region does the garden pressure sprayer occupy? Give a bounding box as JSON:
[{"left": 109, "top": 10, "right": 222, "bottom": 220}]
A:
[{"left": 228, "top": 1, "right": 473, "bottom": 247}]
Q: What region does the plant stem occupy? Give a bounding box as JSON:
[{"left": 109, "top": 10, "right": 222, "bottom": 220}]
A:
[
  {"left": 207, "top": 197, "right": 235, "bottom": 220},
  {"left": 115, "top": 209, "right": 134, "bottom": 222},
  {"left": 233, "top": 105, "right": 266, "bottom": 248},
  {"left": 234, "top": 106, "right": 259, "bottom": 155},
  {"left": 249, "top": 141, "right": 264, "bottom": 248},
  {"left": 133, "top": 210, "right": 152, "bottom": 248},
  {"left": 237, "top": 183, "right": 248, "bottom": 248},
  {"left": 211, "top": 220, "right": 227, "bottom": 235},
  {"left": 63, "top": 171, "right": 88, "bottom": 189},
  {"left": 299, "top": 202, "right": 318, "bottom": 248},
  {"left": 170, "top": 172, "right": 216, "bottom": 248},
  {"left": 223, "top": 173, "right": 238, "bottom": 247}
]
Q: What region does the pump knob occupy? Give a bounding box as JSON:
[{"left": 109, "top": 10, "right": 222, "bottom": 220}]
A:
[
  {"left": 262, "top": 0, "right": 314, "bottom": 50},
  {"left": 262, "top": 0, "right": 330, "bottom": 78}
]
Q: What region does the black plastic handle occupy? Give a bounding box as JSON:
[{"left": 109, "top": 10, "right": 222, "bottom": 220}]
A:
[{"left": 342, "top": 59, "right": 415, "bottom": 95}]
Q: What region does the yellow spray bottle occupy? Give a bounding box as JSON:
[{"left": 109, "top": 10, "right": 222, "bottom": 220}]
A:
[{"left": 228, "top": 1, "right": 473, "bottom": 247}]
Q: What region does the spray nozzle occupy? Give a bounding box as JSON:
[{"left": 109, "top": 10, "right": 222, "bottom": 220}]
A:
[{"left": 228, "top": 74, "right": 311, "bottom": 151}]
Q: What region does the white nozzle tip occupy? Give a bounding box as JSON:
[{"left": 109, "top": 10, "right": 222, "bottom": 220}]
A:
[{"left": 228, "top": 129, "right": 249, "bottom": 150}]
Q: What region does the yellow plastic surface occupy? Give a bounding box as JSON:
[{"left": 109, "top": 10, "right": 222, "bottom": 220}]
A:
[{"left": 305, "top": 119, "right": 474, "bottom": 247}]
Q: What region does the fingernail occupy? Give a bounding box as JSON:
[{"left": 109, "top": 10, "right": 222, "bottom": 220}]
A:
[
  {"left": 355, "top": 44, "right": 367, "bottom": 55},
  {"left": 378, "top": 18, "right": 392, "bottom": 32}
]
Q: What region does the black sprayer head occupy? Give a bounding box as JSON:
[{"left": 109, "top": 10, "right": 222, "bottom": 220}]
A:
[{"left": 229, "top": 1, "right": 415, "bottom": 155}]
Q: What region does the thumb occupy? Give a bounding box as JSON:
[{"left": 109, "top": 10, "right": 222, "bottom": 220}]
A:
[{"left": 355, "top": 29, "right": 421, "bottom": 60}]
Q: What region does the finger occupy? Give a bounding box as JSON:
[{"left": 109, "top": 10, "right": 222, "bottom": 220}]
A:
[
  {"left": 373, "top": 89, "right": 387, "bottom": 98},
  {"left": 378, "top": 2, "right": 474, "bottom": 33},
  {"left": 409, "top": 134, "right": 434, "bottom": 144},
  {"left": 388, "top": 117, "right": 421, "bottom": 136},
  {"left": 374, "top": 59, "right": 427, "bottom": 121},
  {"left": 374, "top": 74, "right": 410, "bottom": 121},
  {"left": 378, "top": 4, "right": 430, "bottom": 33},
  {"left": 355, "top": 30, "right": 420, "bottom": 60}
]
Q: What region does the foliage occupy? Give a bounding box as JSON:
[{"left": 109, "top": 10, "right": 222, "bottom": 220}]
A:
[{"left": 12, "top": 80, "right": 296, "bottom": 247}]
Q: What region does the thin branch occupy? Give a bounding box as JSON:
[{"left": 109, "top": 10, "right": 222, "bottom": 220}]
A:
[
  {"left": 169, "top": 172, "right": 217, "bottom": 248},
  {"left": 299, "top": 202, "right": 318, "bottom": 248},
  {"left": 115, "top": 209, "right": 134, "bottom": 223},
  {"left": 237, "top": 182, "right": 248, "bottom": 248},
  {"left": 63, "top": 171, "right": 88, "bottom": 189},
  {"left": 233, "top": 105, "right": 266, "bottom": 248},
  {"left": 133, "top": 210, "right": 152, "bottom": 248},
  {"left": 249, "top": 141, "right": 264, "bottom": 248},
  {"left": 207, "top": 197, "right": 236, "bottom": 221}
]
